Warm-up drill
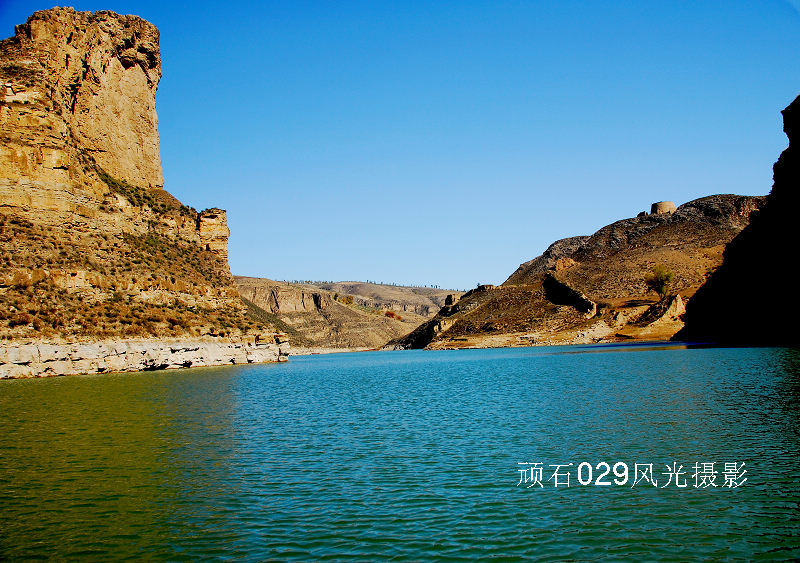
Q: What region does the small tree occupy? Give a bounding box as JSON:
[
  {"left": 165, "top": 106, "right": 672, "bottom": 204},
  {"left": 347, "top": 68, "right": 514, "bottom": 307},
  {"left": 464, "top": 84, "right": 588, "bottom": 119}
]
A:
[{"left": 645, "top": 264, "right": 674, "bottom": 300}]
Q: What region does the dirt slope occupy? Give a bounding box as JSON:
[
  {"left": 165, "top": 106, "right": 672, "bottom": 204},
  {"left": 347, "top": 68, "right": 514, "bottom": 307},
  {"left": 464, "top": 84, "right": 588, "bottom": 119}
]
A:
[{"left": 390, "top": 194, "right": 764, "bottom": 350}]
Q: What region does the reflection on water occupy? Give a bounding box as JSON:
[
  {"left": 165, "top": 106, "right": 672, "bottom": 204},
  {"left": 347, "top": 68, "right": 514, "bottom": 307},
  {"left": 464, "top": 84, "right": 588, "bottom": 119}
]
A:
[
  {"left": 555, "top": 340, "right": 702, "bottom": 355},
  {"left": 1, "top": 346, "right": 799, "bottom": 559}
]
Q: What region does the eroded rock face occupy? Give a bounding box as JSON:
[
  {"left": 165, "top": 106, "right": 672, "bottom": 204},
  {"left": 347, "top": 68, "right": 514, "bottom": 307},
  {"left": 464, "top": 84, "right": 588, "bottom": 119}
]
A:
[
  {"left": 234, "top": 277, "right": 442, "bottom": 349},
  {"left": 1, "top": 7, "right": 163, "bottom": 188},
  {"left": 0, "top": 9, "right": 260, "bottom": 350},
  {"left": 0, "top": 338, "right": 290, "bottom": 379},
  {"left": 505, "top": 236, "right": 589, "bottom": 284}
]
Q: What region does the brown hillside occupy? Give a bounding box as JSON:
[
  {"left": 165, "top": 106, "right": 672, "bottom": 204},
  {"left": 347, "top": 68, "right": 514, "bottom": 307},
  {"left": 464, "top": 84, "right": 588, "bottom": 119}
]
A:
[
  {"left": 391, "top": 194, "right": 764, "bottom": 350},
  {"left": 305, "top": 281, "right": 455, "bottom": 317}
]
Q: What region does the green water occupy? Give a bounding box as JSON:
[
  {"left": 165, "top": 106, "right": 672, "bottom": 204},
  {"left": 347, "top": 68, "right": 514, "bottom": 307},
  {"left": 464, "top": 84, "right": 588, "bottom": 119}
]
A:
[{"left": 1, "top": 345, "right": 799, "bottom": 560}]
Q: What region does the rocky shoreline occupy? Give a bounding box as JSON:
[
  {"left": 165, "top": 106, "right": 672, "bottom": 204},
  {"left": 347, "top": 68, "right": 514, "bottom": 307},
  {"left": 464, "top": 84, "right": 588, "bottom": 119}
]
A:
[
  {"left": 289, "top": 346, "right": 376, "bottom": 356},
  {"left": 0, "top": 338, "right": 290, "bottom": 379}
]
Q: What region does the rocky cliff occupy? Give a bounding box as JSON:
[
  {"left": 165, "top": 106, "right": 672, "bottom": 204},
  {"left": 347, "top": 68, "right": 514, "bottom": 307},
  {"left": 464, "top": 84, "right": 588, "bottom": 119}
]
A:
[
  {"left": 1, "top": 7, "right": 163, "bottom": 190},
  {"left": 390, "top": 194, "right": 765, "bottom": 350},
  {"left": 0, "top": 8, "right": 277, "bottom": 372},
  {"left": 235, "top": 277, "right": 458, "bottom": 349},
  {"left": 677, "top": 94, "right": 799, "bottom": 346}
]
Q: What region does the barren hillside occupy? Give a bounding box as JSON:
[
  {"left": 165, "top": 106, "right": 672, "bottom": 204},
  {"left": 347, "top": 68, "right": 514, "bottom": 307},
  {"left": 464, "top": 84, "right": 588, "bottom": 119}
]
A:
[
  {"left": 391, "top": 194, "right": 764, "bottom": 350},
  {"left": 236, "top": 277, "right": 460, "bottom": 349}
]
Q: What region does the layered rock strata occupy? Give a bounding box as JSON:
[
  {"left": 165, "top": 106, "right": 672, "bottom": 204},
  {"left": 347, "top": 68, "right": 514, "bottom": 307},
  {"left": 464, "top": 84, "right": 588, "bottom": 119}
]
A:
[
  {"left": 1, "top": 7, "right": 163, "bottom": 189},
  {"left": 0, "top": 8, "right": 279, "bottom": 373},
  {"left": 235, "top": 277, "right": 437, "bottom": 349},
  {"left": 198, "top": 208, "right": 231, "bottom": 261},
  {"left": 1, "top": 337, "right": 289, "bottom": 379}
]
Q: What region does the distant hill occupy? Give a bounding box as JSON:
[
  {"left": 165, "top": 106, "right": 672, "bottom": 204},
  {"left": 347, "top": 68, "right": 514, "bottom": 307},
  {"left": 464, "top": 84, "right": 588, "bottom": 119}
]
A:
[
  {"left": 235, "top": 278, "right": 461, "bottom": 349},
  {"left": 390, "top": 194, "right": 764, "bottom": 350}
]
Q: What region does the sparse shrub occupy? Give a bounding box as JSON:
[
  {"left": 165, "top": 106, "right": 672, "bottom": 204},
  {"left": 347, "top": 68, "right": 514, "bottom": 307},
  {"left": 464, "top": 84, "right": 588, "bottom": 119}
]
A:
[
  {"left": 645, "top": 264, "right": 674, "bottom": 301},
  {"left": 8, "top": 313, "right": 32, "bottom": 328}
]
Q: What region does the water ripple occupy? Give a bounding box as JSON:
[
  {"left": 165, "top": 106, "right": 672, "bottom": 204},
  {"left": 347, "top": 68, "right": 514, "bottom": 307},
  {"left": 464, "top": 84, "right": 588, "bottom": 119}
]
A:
[{"left": 1, "top": 346, "right": 799, "bottom": 559}]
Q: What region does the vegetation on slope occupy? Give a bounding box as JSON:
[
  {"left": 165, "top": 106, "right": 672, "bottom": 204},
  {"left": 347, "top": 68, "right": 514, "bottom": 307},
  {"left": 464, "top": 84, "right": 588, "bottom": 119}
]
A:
[{"left": 0, "top": 211, "right": 271, "bottom": 341}]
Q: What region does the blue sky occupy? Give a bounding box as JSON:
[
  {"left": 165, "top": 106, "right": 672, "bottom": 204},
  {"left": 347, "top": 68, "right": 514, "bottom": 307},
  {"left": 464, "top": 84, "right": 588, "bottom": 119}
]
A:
[{"left": 2, "top": 1, "right": 799, "bottom": 290}]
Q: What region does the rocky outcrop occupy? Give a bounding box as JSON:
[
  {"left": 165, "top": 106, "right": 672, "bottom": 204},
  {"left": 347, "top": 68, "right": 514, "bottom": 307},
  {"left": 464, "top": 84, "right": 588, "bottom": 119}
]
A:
[
  {"left": 265, "top": 286, "right": 328, "bottom": 314},
  {"left": 677, "top": 94, "right": 799, "bottom": 346},
  {"left": 636, "top": 294, "right": 686, "bottom": 326},
  {"left": 0, "top": 337, "right": 289, "bottom": 379},
  {"left": 198, "top": 208, "right": 230, "bottom": 260},
  {"left": 0, "top": 9, "right": 280, "bottom": 366},
  {"left": 1, "top": 7, "right": 162, "bottom": 189},
  {"left": 505, "top": 236, "right": 590, "bottom": 284}
]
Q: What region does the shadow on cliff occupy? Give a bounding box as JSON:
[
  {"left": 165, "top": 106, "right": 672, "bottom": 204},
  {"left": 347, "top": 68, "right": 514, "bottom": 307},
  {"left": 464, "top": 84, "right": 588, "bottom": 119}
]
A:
[{"left": 676, "top": 94, "right": 799, "bottom": 347}]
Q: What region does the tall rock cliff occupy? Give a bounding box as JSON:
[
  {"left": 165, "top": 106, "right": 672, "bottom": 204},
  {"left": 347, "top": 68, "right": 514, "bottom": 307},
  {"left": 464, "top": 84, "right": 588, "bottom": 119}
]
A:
[
  {"left": 1, "top": 7, "right": 162, "bottom": 191},
  {"left": 676, "top": 94, "right": 799, "bottom": 346},
  {"left": 0, "top": 8, "right": 262, "bottom": 344}
]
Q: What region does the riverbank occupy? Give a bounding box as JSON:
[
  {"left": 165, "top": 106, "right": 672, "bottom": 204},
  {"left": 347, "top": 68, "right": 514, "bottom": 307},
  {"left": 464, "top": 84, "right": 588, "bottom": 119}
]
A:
[
  {"left": 0, "top": 337, "right": 290, "bottom": 379},
  {"left": 289, "top": 346, "right": 376, "bottom": 356}
]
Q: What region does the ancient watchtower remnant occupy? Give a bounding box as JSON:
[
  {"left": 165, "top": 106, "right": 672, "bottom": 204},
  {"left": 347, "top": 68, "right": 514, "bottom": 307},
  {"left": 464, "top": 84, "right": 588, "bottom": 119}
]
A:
[{"left": 651, "top": 201, "right": 677, "bottom": 215}]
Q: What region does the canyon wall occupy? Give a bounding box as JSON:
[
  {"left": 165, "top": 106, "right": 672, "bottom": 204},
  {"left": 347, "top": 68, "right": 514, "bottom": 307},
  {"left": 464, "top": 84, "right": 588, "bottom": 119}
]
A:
[
  {"left": 0, "top": 8, "right": 277, "bottom": 375},
  {"left": 235, "top": 277, "right": 426, "bottom": 349},
  {"left": 1, "top": 7, "right": 163, "bottom": 189}
]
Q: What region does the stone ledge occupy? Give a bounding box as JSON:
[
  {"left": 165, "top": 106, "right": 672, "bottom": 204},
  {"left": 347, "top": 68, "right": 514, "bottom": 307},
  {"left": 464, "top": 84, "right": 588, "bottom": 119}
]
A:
[{"left": 0, "top": 338, "right": 290, "bottom": 378}]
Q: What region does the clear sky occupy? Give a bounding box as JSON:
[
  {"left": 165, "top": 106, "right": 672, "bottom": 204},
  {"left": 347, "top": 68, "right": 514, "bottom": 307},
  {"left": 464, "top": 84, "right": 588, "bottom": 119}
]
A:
[{"left": 2, "top": 1, "right": 799, "bottom": 290}]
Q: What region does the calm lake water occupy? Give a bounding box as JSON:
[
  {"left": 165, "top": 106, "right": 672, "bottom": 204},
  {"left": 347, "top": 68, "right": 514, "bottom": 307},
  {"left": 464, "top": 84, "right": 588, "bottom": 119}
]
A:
[{"left": 1, "top": 345, "right": 799, "bottom": 560}]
